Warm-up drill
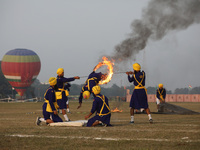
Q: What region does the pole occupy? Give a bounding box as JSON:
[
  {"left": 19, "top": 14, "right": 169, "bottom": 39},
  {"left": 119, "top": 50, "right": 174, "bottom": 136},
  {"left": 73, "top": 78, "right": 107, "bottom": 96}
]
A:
[
  {"left": 79, "top": 71, "right": 128, "bottom": 78},
  {"left": 79, "top": 76, "right": 88, "bottom": 78},
  {"left": 114, "top": 72, "right": 127, "bottom": 74}
]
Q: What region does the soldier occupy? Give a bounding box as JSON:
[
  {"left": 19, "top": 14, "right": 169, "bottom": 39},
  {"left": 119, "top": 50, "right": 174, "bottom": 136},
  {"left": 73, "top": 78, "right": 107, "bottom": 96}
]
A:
[
  {"left": 126, "top": 63, "right": 153, "bottom": 124},
  {"left": 56, "top": 68, "right": 80, "bottom": 121},
  {"left": 77, "top": 69, "right": 107, "bottom": 109},
  {"left": 156, "top": 84, "right": 166, "bottom": 112},
  {"left": 85, "top": 85, "right": 112, "bottom": 127},
  {"left": 36, "top": 77, "right": 62, "bottom": 125}
]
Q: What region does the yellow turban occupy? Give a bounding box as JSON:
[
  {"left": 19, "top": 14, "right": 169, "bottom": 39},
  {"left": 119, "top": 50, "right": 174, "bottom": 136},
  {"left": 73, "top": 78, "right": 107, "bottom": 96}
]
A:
[
  {"left": 132, "top": 63, "right": 141, "bottom": 71},
  {"left": 57, "top": 68, "right": 64, "bottom": 75},
  {"left": 92, "top": 85, "right": 101, "bottom": 95},
  {"left": 49, "top": 77, "right": 57, "bottom": 86}
]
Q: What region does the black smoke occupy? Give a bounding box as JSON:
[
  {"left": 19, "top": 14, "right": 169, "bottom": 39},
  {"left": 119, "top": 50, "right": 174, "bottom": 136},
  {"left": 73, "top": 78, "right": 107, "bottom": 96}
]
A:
[{"left": 111, "top": 0, "right": 200, "bottom": 62}]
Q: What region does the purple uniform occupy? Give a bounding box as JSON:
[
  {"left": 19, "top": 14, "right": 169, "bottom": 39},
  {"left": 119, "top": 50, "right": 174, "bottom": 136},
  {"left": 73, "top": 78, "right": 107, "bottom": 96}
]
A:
[
  {"left": 57, "top": 76, "right": 75, "bottom": 109},
  {"left": 128, "top": 71, "right": 149, "bottom": 109},
  {"left": 42, "top": 86, "right": 63, "bottom": 122},
  {"left": 79, "top": 71, "right": 102, "bottom": 103},
  {"left": 87, "top": 94, "right": 111, "bottom": 127},
  {"left": 156, "top": 88, "right": 166, "bottom": 100}
]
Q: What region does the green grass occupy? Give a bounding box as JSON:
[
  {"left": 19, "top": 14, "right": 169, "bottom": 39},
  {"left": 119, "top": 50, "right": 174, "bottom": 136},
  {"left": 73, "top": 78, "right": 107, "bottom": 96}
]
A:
[{"left": 0, "top": 101, "right": 200, "bottom": 150}]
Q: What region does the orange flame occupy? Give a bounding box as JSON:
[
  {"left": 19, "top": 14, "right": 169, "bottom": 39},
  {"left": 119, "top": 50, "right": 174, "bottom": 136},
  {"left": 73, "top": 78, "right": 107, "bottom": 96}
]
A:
[
  {"left": 111, "top": 107, "right": 123, "bottom": 112},
  {"left": 94, "top": 56, "right": 114, "bottom": 85}
]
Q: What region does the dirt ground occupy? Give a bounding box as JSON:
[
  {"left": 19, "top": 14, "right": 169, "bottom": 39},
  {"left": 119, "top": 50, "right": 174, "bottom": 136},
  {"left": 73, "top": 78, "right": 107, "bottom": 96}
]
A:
[{"left": 0, "top": 101, "right": 200, "bottom": 150}]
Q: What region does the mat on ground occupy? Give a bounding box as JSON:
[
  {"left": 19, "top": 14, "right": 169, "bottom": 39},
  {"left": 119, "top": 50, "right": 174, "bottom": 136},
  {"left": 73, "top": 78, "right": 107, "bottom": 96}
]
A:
[{"left": 48, "top": 120, "right": 88, "bottom": 127}]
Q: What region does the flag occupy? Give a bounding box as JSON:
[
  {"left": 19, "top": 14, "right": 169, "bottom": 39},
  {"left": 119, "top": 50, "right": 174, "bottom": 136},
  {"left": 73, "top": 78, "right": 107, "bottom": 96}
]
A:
[{"left": 188, "top": 85, "right": 192, "bottom": 89}]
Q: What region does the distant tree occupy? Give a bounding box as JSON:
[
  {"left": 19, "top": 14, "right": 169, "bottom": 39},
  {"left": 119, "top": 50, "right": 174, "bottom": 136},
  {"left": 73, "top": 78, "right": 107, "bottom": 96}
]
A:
[
  {"left": 146, "top": 86, "right": 156, "bottom": 94},
  {"left": 32, "top": 79, "right": 41, "bottom": 87},
  {"left": 25, "top": 86, "right": 36, "bottom": 99},
  {"left": 126, "top": 86, "right": 172, "bottom": 95},
  {"left": 166, "top": 90, "right": 172, "bottom": 94},
  {"left": 2, "top": 62, "right": 199, "bottom": 99},
  {"left": 33, "top": 82, "right": 49, "bottom": 99},
  {"left": 111, "top": 84, "right": 123, "bottom": 96},
  {"left": 126, "top": 85, "right": 134, "bottom": 92},
  {"left": 189, "top": 87, "right": 200, "bottom": 94},
  {"left": 174, "top": 88, "right": 189, "bottom": 94},
  {"left": 69, "top": 84, "right": 83, "bottom": 95}
]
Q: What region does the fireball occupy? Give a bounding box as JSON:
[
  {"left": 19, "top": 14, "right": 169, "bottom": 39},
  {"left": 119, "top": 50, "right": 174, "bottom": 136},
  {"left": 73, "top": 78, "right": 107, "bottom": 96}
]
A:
[{"left": 94, "top": 56, "right": 114, "bottom": 84}]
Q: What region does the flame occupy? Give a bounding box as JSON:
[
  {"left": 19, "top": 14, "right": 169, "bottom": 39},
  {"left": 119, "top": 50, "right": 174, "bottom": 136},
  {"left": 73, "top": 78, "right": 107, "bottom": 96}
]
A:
[
  {"left": 111, "top": 107, "right": 123, "bottom": 112},
  {"left": 94, "top": 56, "right": 114, "bottom": 85}
]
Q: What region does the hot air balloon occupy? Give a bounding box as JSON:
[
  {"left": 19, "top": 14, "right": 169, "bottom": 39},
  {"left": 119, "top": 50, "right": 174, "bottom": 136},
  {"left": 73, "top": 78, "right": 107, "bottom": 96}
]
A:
[{"left": 1, "top": 49, "right": 41, "bottom": 97}]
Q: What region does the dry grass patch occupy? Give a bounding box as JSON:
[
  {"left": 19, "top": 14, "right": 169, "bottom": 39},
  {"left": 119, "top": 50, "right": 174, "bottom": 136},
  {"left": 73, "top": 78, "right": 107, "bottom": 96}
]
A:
[{"left": 0, "top": 101, "right": 200, "bottom": 150}]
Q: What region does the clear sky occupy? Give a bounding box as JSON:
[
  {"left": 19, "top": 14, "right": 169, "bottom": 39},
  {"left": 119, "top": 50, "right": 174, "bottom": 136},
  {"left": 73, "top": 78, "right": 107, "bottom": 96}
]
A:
[{"left": 0, "top": 0, "right": 200, "bottom": 91}]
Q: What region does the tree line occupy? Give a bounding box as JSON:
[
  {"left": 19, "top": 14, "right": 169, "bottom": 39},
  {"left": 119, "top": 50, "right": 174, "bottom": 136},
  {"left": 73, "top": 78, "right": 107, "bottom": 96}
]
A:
[
  {"left": 0, "top": 62, "right": 200, "bottom": 99},
  {"left": 1, "top": 77, "right": 200, "bottom": 99}
]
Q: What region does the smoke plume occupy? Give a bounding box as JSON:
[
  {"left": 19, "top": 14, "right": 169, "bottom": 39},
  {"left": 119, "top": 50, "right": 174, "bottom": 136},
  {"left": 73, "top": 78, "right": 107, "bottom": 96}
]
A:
[{"left": 111, "top": 0, "right": 200, "bottom": 62}]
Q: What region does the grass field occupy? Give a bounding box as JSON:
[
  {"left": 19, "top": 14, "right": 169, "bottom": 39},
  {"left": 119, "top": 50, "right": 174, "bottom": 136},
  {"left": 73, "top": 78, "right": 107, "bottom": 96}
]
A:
[{"left": 0, "top": 101, "right": 200, "bottom": 150}]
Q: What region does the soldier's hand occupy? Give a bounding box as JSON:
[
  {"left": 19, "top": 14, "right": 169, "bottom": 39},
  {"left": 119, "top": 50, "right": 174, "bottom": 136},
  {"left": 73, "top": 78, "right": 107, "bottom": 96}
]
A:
[
  {"left": 85, "top": 112, "right": 92, "bottom": 120},
  {"left": 85, "top": 115, "right": 89, "bottom": 120},
  {"left": 53, "top": 110, "right": 58, "bottom": 115},
  {"left": 74, "top": 76, "right": 80, "bottom": 79}
]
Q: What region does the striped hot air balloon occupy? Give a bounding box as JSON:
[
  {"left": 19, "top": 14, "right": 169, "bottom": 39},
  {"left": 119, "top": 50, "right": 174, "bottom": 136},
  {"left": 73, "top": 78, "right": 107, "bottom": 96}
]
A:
[{"left": 1, "top": 49, "right": 41, "bottom": 96}]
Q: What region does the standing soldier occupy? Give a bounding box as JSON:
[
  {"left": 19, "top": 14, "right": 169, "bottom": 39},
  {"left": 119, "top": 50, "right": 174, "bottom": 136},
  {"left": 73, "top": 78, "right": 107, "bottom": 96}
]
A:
[
  {"left": 85, "top": 85, "right": 112, "bottom": 127},
  {"left": 56, "top": 68, "right": 80, "bottom": 121},
  {"left": 156, "top": 84, "right": 166, "bottom": 112},
  {"left": 36, "top": 77, "right": 63, "bottom": 125},
  {"left": 126, "top": 63, "right": 153, "bottom": 124},
  {"left": 77, "top": 69, "right": 107, "bottom": 109}
]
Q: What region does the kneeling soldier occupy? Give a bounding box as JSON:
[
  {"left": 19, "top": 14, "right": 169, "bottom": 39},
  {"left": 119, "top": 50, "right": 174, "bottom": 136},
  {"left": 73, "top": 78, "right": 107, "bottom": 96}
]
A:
[
  {"left": 36, "top": 77, "right": 63, "bottom": 125},
  {"left": 85, "top": 85, "right": 112, "bottom": 127},
  {"left": 156, "top": 83, "right": 166, "bottom": 112}
]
